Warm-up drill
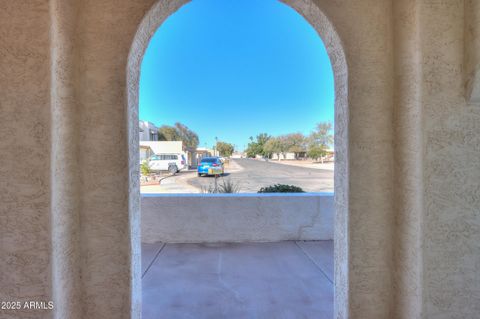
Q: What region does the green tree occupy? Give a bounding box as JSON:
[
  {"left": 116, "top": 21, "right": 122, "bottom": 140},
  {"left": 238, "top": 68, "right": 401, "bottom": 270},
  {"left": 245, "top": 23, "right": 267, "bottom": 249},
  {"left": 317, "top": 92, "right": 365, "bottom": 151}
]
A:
[
  {"left": 284, "top": 133, "right": 307, "bottom": 159},
  {"left": 277, "top": 135, "right": 290, "bottom": 160},
  {"left": 216, "top": 141, "right": 235, "bottom": 157},
  {"left": 157, "top": 122, "right": 199, "bottom": 149},
  {"left": 245, "top": 133, "right": 271, "bottom": 158},
  {"left": 174, "top": 122, "right": 199, "bottom": 149},
  {"left": 307, "top": 145, "right": 327, "bottom": 162},
  {"left": 245, "top": 144, "right": 257, "bottom": 158},
  {"left": 263, "top": 137, "right": 282, "bottom": 159},
  {"left": 158, "top": 125, "right": 180, "bottom": 141}
]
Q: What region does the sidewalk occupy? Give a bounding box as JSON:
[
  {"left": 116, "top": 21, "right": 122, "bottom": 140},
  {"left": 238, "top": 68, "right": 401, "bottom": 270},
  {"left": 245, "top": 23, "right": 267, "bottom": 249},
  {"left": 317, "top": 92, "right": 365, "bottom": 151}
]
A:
[
  {"left": 269, "top": 160, "right": 334, "bottom": 171},
  {"left": 223, "top": 158, "right": 244, "bottom": 173},
  {"left": 141, "top": 160, "right": 246, "bottom": 194},
  {"left": 141, "top": 170, "right": 200, "bottom": 194}
]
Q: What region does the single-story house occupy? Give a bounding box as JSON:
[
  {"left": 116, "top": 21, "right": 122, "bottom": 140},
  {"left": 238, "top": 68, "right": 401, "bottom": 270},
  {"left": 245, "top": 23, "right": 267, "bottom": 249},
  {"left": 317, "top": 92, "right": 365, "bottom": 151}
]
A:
[{"left": 140, "top": 141, "right": 198, "bottom": 168}]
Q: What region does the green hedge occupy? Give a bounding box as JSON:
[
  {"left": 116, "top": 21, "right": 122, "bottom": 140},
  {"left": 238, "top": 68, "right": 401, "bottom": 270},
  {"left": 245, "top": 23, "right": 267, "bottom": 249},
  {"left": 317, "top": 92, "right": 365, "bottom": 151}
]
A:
[{"left": 258, "top": 184, "right": 305, "bottom": 193}]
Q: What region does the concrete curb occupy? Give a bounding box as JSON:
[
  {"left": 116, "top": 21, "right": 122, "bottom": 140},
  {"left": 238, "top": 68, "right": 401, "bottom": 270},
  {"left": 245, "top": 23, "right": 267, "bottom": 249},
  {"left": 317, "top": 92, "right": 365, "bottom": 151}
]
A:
[{"left": 158, "top": 174, "right": 175, "bottom": 184}]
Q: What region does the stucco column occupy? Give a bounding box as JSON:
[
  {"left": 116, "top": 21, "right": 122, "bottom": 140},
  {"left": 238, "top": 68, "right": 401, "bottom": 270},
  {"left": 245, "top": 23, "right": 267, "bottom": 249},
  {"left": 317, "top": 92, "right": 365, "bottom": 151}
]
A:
[
  {"left": 465, "top": 0, "right": 480, "bottom": 103},
  {"left": 392, "top": 0, "right": 424, "bottom": 318},
  {"left": 320, "top": 1, "right": 396, "bottom": 317},
  {"left": 74, "top": 1, "right": 154, "bottom": 317},
  {"left": 50, "top": 0, "right": 82, "bottom": 318}
]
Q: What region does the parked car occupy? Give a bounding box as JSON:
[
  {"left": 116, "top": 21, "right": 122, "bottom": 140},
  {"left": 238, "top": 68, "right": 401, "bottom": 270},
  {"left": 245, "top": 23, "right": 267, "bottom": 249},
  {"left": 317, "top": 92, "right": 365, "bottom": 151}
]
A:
[
  {"left": 148, "top": 153, "right": 187, "bottom": 174},
  {"left": 197, "top": 157, "right": 224, "bottom": 177}
]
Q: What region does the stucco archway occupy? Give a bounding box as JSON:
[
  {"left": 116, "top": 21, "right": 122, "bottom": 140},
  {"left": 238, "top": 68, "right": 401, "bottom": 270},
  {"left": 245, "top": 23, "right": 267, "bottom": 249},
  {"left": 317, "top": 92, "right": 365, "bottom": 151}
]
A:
[{"left": 126, "top": 0, "right": 349, "bottom": 316}]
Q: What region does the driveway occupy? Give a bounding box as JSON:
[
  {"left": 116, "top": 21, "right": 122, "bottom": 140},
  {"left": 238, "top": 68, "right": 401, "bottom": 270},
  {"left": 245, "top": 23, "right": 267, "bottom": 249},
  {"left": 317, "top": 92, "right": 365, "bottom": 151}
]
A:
[
  {"left": 188, "top": 158, "right": 334, "bottom": 193},
  {"left": 141, "top": 171, "right": 200, "bottom": 194}
]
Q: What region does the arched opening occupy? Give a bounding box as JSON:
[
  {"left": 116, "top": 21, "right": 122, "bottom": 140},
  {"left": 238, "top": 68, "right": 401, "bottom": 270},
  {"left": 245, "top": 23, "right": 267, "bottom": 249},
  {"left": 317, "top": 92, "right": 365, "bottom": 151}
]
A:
[
  {"left": 127, "top": 0, "right": 348, "bottom": 317},
  {"left": 139, "top": 0, "right": 335, "bottom": 195}
]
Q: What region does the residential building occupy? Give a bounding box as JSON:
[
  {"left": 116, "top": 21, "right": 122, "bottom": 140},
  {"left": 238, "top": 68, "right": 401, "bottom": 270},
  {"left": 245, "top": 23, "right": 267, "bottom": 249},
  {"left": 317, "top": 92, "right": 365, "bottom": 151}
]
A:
[
  {"left": 195, "top": 147, "right": 214, "bottom": 161},
  {"left": 140, "top": 141, "right": 197, "bottom": 168},
  {"left": 271, "top": 149, "right": 333, "bottom": 161},
  {"left": 139, "top": 120, "right": 159, "bottom": 141}
]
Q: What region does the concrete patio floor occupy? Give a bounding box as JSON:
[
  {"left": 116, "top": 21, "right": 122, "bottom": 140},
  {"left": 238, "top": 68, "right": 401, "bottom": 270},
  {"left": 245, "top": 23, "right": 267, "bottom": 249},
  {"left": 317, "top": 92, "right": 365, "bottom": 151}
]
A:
[{"left": 142, "top": 241, "right": 333, "bottom": 319}]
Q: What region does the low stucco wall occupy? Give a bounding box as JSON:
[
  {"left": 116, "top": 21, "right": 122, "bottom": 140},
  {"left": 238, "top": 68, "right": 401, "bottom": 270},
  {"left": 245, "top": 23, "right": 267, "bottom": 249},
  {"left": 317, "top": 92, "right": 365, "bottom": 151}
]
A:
[{"left": 141, "top": 193, "right": 334, "bottom": 243}]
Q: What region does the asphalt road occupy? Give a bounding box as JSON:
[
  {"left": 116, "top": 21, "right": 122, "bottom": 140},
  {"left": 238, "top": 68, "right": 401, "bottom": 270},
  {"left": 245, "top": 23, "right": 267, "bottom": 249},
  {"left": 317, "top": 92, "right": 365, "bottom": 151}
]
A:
[{"left": 188, "top": 158, "right": 334, "bottom": 193}]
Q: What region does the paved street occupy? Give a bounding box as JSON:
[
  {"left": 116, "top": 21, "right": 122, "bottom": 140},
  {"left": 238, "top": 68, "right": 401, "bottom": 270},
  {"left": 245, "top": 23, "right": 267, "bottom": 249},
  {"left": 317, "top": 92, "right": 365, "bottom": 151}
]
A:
[
  {"left": 189, "top": 158, "right": 334, "bottom": 193},
  {"left": 140, "top": 159, "right": 334, "bottom": 194}
]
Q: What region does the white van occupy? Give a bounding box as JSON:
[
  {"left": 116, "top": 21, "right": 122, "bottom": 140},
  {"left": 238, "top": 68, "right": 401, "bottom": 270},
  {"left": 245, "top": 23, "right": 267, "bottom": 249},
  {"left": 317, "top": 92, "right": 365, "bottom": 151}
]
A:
[{"left": 148, "top": 153, "right": 187, "bottom": 173}]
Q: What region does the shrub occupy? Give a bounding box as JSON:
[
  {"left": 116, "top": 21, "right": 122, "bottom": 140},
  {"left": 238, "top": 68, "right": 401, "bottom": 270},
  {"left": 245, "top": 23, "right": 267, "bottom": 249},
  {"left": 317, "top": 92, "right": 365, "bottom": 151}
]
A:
[
  {"left": 218, "top": 179, "right": 241, "bottom": 193},
  {"left": 140, "top": 161, "right": 151, "bottom": 176},
  {"left": 258, "top": 184, "right": 305, "bottom": 193},
  {"left": 202, "top": 178, "right": 240, "bottom": 193}
]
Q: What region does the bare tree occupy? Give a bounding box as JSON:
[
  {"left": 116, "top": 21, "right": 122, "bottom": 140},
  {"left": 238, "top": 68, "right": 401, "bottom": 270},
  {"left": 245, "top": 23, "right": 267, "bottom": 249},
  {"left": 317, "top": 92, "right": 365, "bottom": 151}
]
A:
[
  {"left": 307, "top": 121, "right": 333, "bottom": 162},
  {"left": 309, "top": 122, "right": 333, "bottom": 148}
]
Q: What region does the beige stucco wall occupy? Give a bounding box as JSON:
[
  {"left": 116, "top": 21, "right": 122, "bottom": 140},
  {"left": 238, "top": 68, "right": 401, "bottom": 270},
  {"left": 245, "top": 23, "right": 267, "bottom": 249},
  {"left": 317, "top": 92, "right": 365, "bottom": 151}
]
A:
[
  {"left": 420, "top": 2, "right": 480, "bottom": 318},
  {"left": 139, "top": 141, "right": 183, "bottom": 155},
  {"left": 0, "top": 2, "right": 52, "bottom": 319},
  {"left": 141, "top": 194, "right": 335, "bottom": 243},
  {"left": 0, "top": 0, "right": 478, "bottom": 319}
]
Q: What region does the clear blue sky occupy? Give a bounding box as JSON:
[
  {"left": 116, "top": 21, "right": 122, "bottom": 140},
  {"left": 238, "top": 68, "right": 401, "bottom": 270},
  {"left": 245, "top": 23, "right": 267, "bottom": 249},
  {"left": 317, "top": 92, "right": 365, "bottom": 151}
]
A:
[{"left": 139, "top": 0, "right": 334, "bottom": 151}]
